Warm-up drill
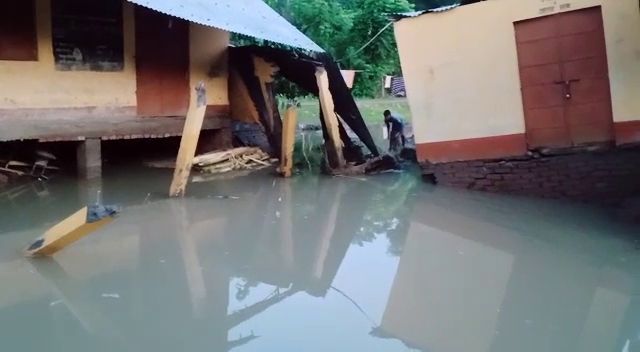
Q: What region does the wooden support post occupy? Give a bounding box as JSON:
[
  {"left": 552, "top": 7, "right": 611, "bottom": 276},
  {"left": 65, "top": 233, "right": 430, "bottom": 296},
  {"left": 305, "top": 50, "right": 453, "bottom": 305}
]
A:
[
  {"left": 315, "top": 67, "right": 344, "bottom": 169},
  {"left": 279, "top": 105, "right": 297, "bottom": 177},
  {"left": 170, "top": 82, "right": 208, "bottom": 197},
  {"left": 24, "top": 207, "right": 116, "bottom": 257}
]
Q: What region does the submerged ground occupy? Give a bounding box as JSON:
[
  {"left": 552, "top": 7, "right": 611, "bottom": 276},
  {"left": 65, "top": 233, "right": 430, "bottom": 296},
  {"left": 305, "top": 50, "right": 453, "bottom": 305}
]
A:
[
  {"left": 0, "top": 98, "right": 638, "bottom": 351},
  {"left": 0, "top": 161, "right": 638, "bottom": 351}
]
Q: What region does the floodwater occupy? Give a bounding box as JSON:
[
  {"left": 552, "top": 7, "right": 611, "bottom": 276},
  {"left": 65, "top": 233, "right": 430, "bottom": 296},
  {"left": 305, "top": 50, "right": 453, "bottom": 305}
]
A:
[{"left": 0, "top": 166, "right": 638, "bottom": 352}]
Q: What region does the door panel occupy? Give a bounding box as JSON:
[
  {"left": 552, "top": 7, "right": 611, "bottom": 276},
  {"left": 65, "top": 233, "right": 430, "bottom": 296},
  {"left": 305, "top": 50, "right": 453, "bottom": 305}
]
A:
[
  {"left": 556, "top": 5, "right": 602, "bottom": 35},
  {"left": 514, "top": 13, "right": 557, "bottom": 42},
  {"left": 527, "top": 128, "right": 571, "bottom": 148},
  {"left": 516, "top": 40, "right": 561, "bottom": 67},
  {"left": 563, "top": 56, "right": 608, "bottom": 81},
  {"left": 521, "top": 85, "right": 565, "bottom": 110},
  {"left": 525, "top": 107, "right": 565, "bottom": 130},
  {"left": 559, "top": 32, "right": 606, "bottom": 62},
  {"left": 514, "top": 6, "right": 613, "bottom": 149},
  {"left": 519, "top": 64, "right": 562, "bottom": 86},
  {"left": 135, "top": 6, "right": 190, "bottom": 117}
]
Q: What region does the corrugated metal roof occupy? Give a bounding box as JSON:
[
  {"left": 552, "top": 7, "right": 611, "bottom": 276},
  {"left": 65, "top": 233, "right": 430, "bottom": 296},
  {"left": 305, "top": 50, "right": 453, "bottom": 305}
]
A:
[
  {"left": 392, "top": 3, "right": 461, "bottom": 20},
  {"left": 126, "top": 0, "right": 324, "bottom": 52}
]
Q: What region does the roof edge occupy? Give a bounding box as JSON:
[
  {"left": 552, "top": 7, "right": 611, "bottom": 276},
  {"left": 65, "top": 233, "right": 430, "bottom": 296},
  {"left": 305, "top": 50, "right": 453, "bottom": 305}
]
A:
[{"left": 391, "top": 3, "right": 461, "bottom": 21}]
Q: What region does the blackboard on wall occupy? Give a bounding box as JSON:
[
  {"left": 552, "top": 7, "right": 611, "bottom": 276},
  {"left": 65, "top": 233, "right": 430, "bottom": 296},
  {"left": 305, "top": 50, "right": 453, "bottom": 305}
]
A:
[{"left": 51, "top": 0, "right": 124, "bottom": 71}]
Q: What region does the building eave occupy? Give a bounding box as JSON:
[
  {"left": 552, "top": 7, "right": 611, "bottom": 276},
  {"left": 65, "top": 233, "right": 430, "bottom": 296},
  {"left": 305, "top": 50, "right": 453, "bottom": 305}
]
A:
[{"left": 126, "top": 0, "right": 324, "bottom": 52}]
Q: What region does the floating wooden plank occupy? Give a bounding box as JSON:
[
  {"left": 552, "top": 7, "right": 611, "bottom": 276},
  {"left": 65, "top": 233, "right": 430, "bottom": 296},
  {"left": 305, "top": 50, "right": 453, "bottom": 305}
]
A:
[
  {"left": 279, "top": 106, "right": 297, "bottom": 177},
  {"left": 169, "top": 82, "right": 208, "bottom": 197},
  {"left": 315, "top": 67, "right": 344, "bottom": 169},
  {"left": 25, "top": 206, "right": 117, "bottom": 257}
]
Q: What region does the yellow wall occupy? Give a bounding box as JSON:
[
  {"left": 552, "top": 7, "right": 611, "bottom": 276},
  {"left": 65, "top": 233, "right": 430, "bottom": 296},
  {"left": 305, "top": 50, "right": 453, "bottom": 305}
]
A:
[
  {"left": 189, "top": 24, "right": 229, "bottom": 105},
  {"left": 0, "top": 0, "right": 229, "bottom": 110},
  {"left": 380, "top": 222, "right": 514, "bottom": 351},
  {"left": 394, "top": 0, "right": 640, "bottom": 144},
  {"left": 229, "top": 68, "right": 260, "bottom": 123}
]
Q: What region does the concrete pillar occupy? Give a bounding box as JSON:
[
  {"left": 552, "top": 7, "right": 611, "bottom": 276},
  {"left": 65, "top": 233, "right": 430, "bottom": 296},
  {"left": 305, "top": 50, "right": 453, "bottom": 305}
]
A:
[{"left": 77, "top": 138, "right": 102, "bottom": 180}]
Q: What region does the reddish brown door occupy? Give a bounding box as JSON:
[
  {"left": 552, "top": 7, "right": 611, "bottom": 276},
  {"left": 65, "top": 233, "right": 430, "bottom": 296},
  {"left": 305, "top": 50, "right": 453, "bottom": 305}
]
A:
[
  {"left": 514, "top": 6, "right": 613, "bottom": 149},
  {"left": 135, "top": 6, "right": 190, "bottom": 117}
]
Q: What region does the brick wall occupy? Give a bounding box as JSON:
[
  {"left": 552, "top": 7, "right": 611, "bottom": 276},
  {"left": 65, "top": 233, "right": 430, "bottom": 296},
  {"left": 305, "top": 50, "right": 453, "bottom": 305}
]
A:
[
  {"left": 421, "top": 146, "right": 640, "bottom": 206},
  {"left": 196, "top": 127, "right": 233, "bottom": 154}
]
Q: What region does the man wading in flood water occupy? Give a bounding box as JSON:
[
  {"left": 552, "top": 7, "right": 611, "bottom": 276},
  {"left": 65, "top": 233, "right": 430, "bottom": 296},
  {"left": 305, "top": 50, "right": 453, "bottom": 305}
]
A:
[{"left": 383, "top": 110, "right": 406, "bottom": 153}]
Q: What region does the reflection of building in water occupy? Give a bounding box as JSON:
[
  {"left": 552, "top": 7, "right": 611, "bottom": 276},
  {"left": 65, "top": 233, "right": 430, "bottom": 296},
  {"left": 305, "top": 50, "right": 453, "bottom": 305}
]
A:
[
  {"left": 0, "top": 177, "right": 378, "bottom": 350},
  {"left": 374, "top": 187, "right": 640, "bottom": 352}
]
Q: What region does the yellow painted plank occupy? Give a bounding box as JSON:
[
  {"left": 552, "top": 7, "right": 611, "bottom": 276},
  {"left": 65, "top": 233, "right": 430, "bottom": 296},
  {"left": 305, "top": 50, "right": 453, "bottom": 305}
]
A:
[
  {"left": 315, "top": 67, "right": 344, "bottom": 168},
  {"left": 169, "top": 82, "right": 208, "bottom": 197},
  {"left": 280, "top": 106, "right": 297, "bottom": 177},
  {"left": 25, "top": 207, "right": 114, "bottom": 257}
]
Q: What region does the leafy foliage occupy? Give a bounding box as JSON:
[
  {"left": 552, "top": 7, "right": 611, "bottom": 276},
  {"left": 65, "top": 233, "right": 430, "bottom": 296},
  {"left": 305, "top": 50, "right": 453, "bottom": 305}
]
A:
[
  {"left": 352, "top": 173, "right": 419, "bottom": 256},
  {"left": 231, "top": 0, "right": 415, "bottom": 97}
]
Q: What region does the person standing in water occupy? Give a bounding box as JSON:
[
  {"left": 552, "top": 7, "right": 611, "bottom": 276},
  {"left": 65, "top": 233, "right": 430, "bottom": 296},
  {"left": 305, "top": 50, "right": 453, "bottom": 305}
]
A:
[{"left": 383, "top": 110, "right": 406, "bottom": 153}]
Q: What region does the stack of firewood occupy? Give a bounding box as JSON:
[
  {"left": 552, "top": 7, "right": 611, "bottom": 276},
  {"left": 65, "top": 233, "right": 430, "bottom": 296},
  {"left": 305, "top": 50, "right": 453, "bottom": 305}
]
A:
[{"left": 192, "top": 147, "right": 275, "bottom": 174}]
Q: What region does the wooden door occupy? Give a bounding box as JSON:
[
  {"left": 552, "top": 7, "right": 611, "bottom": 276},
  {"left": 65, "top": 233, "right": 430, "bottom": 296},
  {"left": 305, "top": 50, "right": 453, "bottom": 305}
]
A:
[
  {"left": 514, "top": 6, "right": 613, "bottom": 149},
  {"left": 135, "top": 6, "right": 190, "bottom": 117}
]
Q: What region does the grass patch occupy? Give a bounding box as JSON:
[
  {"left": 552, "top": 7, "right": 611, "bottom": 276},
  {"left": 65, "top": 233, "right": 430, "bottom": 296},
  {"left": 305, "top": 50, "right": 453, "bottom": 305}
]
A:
[{"left": 297, "top": 98, "right": 411, "bottom": 124}]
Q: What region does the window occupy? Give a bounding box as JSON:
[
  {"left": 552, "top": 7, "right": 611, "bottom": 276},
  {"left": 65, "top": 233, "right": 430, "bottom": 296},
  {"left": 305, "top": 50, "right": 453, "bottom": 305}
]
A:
[
  {"left": 51, "top": 0, "right": 125, "bottom": 71},
  {"left": 0, "top": 0, "right": 38, "bottom": 61}
]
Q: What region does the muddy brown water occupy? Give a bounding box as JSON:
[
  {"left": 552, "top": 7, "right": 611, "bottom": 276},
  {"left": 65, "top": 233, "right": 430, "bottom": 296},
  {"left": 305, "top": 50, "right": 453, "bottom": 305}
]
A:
[{"left": 0, "top": 164, "right": 638, "bottom": 352}]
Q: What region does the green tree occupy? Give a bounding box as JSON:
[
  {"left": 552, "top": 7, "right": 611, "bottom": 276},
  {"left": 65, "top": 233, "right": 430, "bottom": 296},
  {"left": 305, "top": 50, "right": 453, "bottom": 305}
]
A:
[
  {"left": 342, "top": 0, "right": 412, "bottom": 97},
  {"left": 231, "top": 0, "right": 414, "bottom": 97}
]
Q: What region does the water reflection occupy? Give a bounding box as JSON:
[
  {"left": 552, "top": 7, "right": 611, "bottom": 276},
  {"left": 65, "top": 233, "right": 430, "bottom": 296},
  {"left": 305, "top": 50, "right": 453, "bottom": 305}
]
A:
[
  {"left": 0, "top": 168, "right": 637, "bottom": 352},
  {"left": 377, "top": 187, "right": 640, "bottom": 352}
]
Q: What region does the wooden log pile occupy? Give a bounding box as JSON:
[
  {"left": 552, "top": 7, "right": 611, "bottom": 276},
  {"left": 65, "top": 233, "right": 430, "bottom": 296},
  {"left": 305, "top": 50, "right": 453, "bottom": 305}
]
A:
[{"left": 192, "top": 147, "right": 275, "bottom": 174}]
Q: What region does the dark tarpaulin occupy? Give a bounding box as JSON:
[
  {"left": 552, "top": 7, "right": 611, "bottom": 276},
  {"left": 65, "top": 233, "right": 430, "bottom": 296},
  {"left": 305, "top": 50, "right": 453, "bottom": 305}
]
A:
[
  {"left": 229, "top": 46, "right": 380, "bottom": 158},
  {"left": 86, "top": 204, "right": 121, "bottom": 223}
]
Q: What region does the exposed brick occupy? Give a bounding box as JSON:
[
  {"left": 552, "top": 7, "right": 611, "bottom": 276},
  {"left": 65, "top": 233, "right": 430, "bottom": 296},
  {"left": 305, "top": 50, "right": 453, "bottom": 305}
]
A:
[
  {"left": 455, "top": 177, "right": 476, "bottom": 183},
  {"left": 474, "top": 179, "right": 493, "bottom": 186},
  {"left": 520, "top": 173, "right": 538, "bottom": 180},
  {"left": 429, "top": 146, "right": 640, "bottom": 206},
  {"left": 503, "top": 174, "right": 521, "bottom": 180}
]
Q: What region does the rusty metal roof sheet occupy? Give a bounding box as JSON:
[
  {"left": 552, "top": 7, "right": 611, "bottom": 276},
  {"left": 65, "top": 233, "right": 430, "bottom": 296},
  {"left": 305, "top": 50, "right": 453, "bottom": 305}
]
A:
[
  {"left": 392, "top": 3, "right": 461, "bottom": 20},
  {"left": 126, "top": 0, "right": 324, "bottom": 52}
]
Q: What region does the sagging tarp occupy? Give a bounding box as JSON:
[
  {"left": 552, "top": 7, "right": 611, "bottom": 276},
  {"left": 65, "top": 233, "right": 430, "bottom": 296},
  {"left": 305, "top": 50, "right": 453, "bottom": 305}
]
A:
[{"left": 229, "top": 46, "right": 380, "bottom": 159}]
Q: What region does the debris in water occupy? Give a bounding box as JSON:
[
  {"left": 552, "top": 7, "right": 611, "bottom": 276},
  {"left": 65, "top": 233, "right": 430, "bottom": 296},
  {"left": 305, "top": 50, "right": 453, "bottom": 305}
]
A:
[
  {"left": 192, "top": 147, "right": 274, "bottom": 176},
  {"left": 101, "top": 293, "right": 121, "bottom": 299},
  {"left": 331, "top": 154, "right": 401, "bottom": 176},
  {"left": 213, "top": 195, "right": 240, "bottom": 199},
  {"left": 49, "top": 300, "right": 62, "bottom": 307}
]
